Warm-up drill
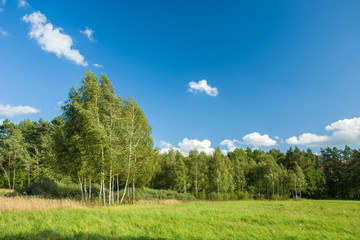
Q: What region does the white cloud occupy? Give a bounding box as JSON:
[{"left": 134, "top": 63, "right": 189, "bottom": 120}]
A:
[
  {"left": 0, "top": 27, "right": 8, "bottom": 36},
  {"left": 161, "top": 134, "right": 277, "bottom": 156},
  {"left": 220, "top": 139, "right": 241, "bottom": 155},
  {"left": 242, "top": 132, "right": 277, "bottom": 147},
  {"left": 188, "top": 79, "right": 219, "bottom": 97},
  {"left": 159, "top": 138, "right": 215, "bottom": 156},
  {"left": 18, "top": 0, "right": 28, "bottom": 8},
  {"left": 178, "top": 138, "right": 215, "bottom": 156},
  {"left": 0, "top": 104, "right": 40, "bottom": 117},
  {"left": 159, "top": 141, "right": 181, "bottom": 154},
  {"left": 160, "top": 141, "right": 173, "bottom": 149},
  {"left": 221, "top": 133, "right": 277, "bottom": 153},
  {"left": 0, "top": 119, "right": 4, "bottom": 125},
  {"left": 23, "top": 11, "right": 87, "bottom": 66},
  {"left": 220, "top": 139, "right": 239, "bottom": 152},
  {"left": 286, "top": 117, "right": 360, "bottom": 147},
  {"left": 80, "top": 27, "right": 95, "bottom": 42},
  {"left": 93, "top": 63, "right": 103, "bottom": 68},
  {"left": 286, "top": 134, "right": 330, "bottom": 146}
]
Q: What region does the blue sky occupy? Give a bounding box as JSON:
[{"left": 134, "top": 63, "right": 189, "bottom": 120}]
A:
[{"left": 1, "top": 0, "right": 360, "bottom": 155}]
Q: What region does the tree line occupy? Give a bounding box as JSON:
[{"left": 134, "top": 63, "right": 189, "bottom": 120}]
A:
[
  {"left": 151, "top": 146, "right": 360, "bottom": 200},
  {"left": 1, "top": 71, "right": 360, "bottom": 203}
]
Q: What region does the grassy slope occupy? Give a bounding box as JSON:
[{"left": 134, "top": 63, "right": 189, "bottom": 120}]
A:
[{"left": 0, "top": 200, "right": 359, "bottom": 240}]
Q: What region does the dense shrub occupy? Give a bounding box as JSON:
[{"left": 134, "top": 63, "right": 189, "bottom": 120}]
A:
[
  {"left": 18, "top": 178, "right": 260, "bottom": 202},
  {"left": 18, "top": 178, "right": 195, "bottom": 202},
  {"left": 271, "top": 194, "right": 289, "bottom": 200},
  {"left": 235, "top": 190, "right": 252, "bottom": 200},
  {"left": 206, "top": 191, "right": 252, "bottom": 201},
  {"left": 136, "top": 188, "right": 196, "bottom": 201},
  {"left": 20, "top": 177, "right": 101, "bottom": 200}
]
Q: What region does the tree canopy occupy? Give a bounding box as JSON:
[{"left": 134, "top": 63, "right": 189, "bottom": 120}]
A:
[{"left": 1, "top": 71, "right": 360, "bottom": 202}]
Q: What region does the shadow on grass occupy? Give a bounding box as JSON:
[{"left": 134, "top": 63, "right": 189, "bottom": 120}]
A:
[{"left": 1, "top": 230, "right": 169, "bottom": 240}]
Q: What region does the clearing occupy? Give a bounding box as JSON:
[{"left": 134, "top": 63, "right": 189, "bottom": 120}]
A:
[{"left": 0, "top": 198, "right": 359, "bottom": 239}]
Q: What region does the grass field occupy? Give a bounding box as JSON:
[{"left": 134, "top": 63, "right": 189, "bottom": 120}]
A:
[{"left": 0, "top": 198, "right": 359, "bottom": 240}]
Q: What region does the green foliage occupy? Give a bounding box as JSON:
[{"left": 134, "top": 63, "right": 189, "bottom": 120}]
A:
[
  {"left": 205, "top": 191, "right": 252, "bottom": 201},
  {"left": 20, "top": 177, "right": 100, "bottom": 200},
  {"left": 151, "top": 145, "right": 360, "bottom": 201},
  {"left": 136, "top": 187, "right": 196, "bottom": 201},
  {"left": 2, "top": 71, "right": 360, "bottom": 202},
  {"left": 53, "top": 71, "right": 157, "bottom": 205},
  {"left": 208, "top": 147, "right": 234, "bottom": 194},
  {"left": 235, "top": 190, "right": 252, "bottom": 200},
  {"left": 18, "top": 178, "right": 195, "bottom": 202}
]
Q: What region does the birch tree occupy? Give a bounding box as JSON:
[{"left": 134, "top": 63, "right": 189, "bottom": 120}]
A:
[
  {"left": 120, "top": 97, "right": 154, "bottom": 204},
  {"left": 100, "top": 74, "right": 123, "bottom": 206}
]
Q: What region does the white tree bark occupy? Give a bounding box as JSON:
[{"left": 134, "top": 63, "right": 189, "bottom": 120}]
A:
[
  {"left": 78, "top": 176, "right": 84, "bottom": 201},
  {"left": 108, "top": 168, "right": 112, "bottom": 206}
]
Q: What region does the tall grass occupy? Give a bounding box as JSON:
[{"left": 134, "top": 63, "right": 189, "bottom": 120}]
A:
[
  {"left": 0, "top": 199, "right": 359, "bottom": 239},
  {"left": 0, "top": 196, "right": 83, "bottom": 213}
]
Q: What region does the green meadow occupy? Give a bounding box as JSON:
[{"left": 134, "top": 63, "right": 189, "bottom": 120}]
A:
[{"left": 1, "top": 199, "right": 359, "bottom": 240}]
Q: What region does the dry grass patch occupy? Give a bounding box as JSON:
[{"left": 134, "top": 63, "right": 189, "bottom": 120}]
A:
[{"left": 0, "top": 196, "right": 83, "bottom": 213}]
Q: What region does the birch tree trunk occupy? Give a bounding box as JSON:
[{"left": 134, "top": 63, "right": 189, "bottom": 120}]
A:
[
  {"left": 78, "top": 176, "right": 84, "bottom": 201},
  {"left": 99, "top": 180, "right": 102, "bottom": 201},
  {"left": 112, "top": 176, "right": 115, "bottom": 204},
  {"left": 132, "top": 182, "right": 135, "bottom": 204},
  {"left": 101, "top": 148, "right": 106, "bottom": 206},
  {"left": 117, "top": 174, "right": 119, "bottom": 204},
  {"left": 120, "top": 135, "right": 133, "bottom": 204},
  {"left": 102, "top": 178, "right": 106, "bottom": 206},
  {"left": 132, "top": 153, "right": 137, "bottom": 204},
  {"left": 120, "top": 179, "right": 129, "bottom": 204},
  {"left": 108, "top": 168, "right": 112, "bottom": 206},
  {"left": 84, "top": 178, "right": 87, "bottom": 201},
  {"left": 89, "top": 179, "right": 92, "bottom": 200}
]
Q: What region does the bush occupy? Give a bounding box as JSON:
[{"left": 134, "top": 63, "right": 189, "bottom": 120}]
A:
[
  {"left": 20, "top": 179, "right": 196, "bottom": 202},
  {"left": 136, "top": 188, "right": 196, "bottom": 201},
  {"left": 20, "top": 177, "right": 101, "bottom": 200},
  {"left": 254, "top": 193, "right": 266, "bottom": 200},
  {"left": 271, "top": 194, "right": 288, "bottom": 200},
  {"left": 207, "top": 192, "right": 223, "bottom": 201},
  {"left": 205, "top": 191, "right": 253, "bottom": 201},
  {"left": 235, "top": 190, "right": 252, "bottom": 200},
  {"left": 22, "top": 177, "right": 59, "bottom": 198}
]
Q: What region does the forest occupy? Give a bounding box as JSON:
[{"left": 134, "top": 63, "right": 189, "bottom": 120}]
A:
[{"left": 1, "top": 71, "right": 360, "bottom": 205}]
